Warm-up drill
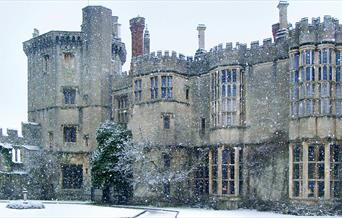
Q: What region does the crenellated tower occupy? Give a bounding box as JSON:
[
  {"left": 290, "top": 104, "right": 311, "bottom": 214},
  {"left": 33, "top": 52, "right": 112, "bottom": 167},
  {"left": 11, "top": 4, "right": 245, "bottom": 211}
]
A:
[{"left": 23, "top": 5, "right": 126, "bottom": 200}]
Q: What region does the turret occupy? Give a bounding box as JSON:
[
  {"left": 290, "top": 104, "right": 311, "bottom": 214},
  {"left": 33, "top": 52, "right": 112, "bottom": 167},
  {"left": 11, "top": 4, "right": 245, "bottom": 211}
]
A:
[
  {"left": 130, "top": 16, "right": 145, "bottom": 58},
  {"left": 144, "top": 26, "right": 150, "bottom": 55}
]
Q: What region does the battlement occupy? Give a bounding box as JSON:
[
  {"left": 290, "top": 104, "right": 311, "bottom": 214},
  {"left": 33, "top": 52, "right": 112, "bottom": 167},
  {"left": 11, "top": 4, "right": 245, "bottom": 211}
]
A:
[
  {"left": 206, "top": 38, "right": 288, "bottom": 69},
  {"left": 289, "top": 16, "right": 342, "bottom": 49},
  {"left": 23, "top": 31, "right": 82, "bottom": 55},
  {"left": 131, "top": 36, "right": 289, "bottom": 77},
  {"left": 131, "top": 50, "right": 193, "bottom": 76},
  {"left": 0, "top": 122, "right": 41, "bottom": 148}
]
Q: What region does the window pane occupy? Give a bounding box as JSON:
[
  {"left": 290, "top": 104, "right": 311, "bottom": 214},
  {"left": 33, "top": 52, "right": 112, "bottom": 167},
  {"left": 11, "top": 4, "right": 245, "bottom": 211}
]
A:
[
  {"left": 318, "top": 181, "right": 324, "bottom": 197},
  {"left": 222, "top": 149, "right": 229, "bottom": 165},
  {"left": 232, "top": 70, "right": 237, "bottom": 82},
  {"left": 308, "top": 181, "right": 315, "bottom": 197},
  {"left": 294, "top": 181, "right": 300, "bottom": 197},
  {"left": 318, "top": 163, "right": 324, "bottom": 179},
  {"left": 308, "top": 145, "right": 315, "bottom": 161},
  {"left": 229, "top": 181, "right": 235, "bottom": 194},
  {"left": 294, "top": 164, "right": 300, "bottom": 179}
]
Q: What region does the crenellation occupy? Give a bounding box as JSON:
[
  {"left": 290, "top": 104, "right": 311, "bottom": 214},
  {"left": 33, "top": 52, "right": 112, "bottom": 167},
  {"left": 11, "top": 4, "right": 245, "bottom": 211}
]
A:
[
  {"left": 23, "top": 31, "right": 82, "bottom": 55},
  {"left": 262, "top": 38, "right": 273, "bottom": 47},
  {"left": 250, "top": 41, "right": 260, "bottom": 49},
  {"left": 7, "top": 129, "right": 18, "bottom": 138},
  {"left": 164, "top": 50, "right": 170, "bottom": 57},
  {"left": 130, "top": 50, "right": 193, "bottom": 76},
  {"left": 225, "top": 42, "right": 233, "bottom": 50},
  {"left": 157, "top": 50, "right": 162, "bottom": 58},
  {"left": 289, "top": 15, "right": 342, "bottom": 47}
]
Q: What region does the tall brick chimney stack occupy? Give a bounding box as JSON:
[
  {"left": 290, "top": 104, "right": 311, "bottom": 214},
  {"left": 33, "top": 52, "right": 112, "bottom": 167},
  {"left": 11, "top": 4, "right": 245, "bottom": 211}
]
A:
[{"left": 130, "top": 17, "right": 145, "bottom": 58}]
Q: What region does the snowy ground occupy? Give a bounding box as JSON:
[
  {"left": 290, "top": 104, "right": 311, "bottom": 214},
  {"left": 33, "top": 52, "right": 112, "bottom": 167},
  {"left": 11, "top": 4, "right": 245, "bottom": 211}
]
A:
[{"left": 0, "top": 202, "right": 342, "bottom": 218}]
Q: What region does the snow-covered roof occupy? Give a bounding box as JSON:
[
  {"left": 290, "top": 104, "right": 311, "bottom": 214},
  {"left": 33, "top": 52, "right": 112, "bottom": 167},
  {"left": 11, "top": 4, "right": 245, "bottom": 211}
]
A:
[
  {"left": 0, "top": 142, "right": 13, "bottom": 149},
  {"left": 22, "top": 121, "right": 40, "bottom": 126},
  {"left": 0, "top": 170, "right": 28, "bottom": 175},
  {"left": 0, "top": 143, "right": 40, "bottom": 150},
  {"left": 22, "top": 145, "right": 40, "bottom": 151}
]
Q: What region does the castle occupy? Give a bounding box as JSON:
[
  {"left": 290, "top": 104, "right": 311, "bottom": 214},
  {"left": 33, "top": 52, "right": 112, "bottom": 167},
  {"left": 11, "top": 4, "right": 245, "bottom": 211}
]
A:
[{"left": 1, "top": 0, "right": 341, "bottom": 209}]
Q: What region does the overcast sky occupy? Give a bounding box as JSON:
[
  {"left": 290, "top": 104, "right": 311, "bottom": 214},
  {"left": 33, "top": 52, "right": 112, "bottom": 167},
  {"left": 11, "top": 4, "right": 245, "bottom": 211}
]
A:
[{"left": 1, "top": 0, "right": 342, "bottom": 133}]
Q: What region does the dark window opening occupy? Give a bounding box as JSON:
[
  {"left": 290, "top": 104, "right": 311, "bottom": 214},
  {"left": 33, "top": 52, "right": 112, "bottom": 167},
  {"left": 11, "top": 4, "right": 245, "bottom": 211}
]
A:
[
  {"left": 48, "top": 131, "right": 53, "bottom": 148},
  {"left": 62, "top": 164, "right": 83, "bottom": 189},
  {"left": 163, "top": 181, "right": 170, "bottom": 197},
  {"left": 163, "top": 153, "right": 171, "bottom": 169},
  {"left": 43, "top": 54, "right": 49, "bottom": 73},
  {"left": 201, "top": 118, "right": 206, "bottom": 133},
  {"left": 163, "top": 115, "right": 170, "bottom": 129},
  {"left": 63, "top": 88, "right": 76, "bottom": 104},
  {"left": 64, "top": 126, "right": 77, "bottom": 143},
  {"left": 185, "top": 88, "right": 189, "bottom": 100}
]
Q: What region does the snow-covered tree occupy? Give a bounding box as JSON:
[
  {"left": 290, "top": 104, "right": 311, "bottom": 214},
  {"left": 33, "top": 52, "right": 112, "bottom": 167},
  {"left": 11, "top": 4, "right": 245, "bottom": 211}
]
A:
[{"left": 91, "top": 121, "right": 132, "bottom": 203}]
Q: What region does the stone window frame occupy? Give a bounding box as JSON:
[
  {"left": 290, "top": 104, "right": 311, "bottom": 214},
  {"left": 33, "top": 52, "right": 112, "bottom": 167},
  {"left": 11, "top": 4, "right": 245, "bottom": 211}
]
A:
[
  {"left": 289, "top": 142, "right": 341, "bottom": 200},
  {"left": 62, "top": 87, "right": 77, "bottom": 105},
  {"left": 11, "top": 148, "right": 22, "bottom": 163},
  {"left": 210, "top": 66, "right": 243, "bottom": 128},
  {"left": 161, "top": 75, "right": 173, "bottom": 99},
  {"left": 117, "top": 95, "right": 129, "bottom": 124},
  {"left": 163, "top": 115, "right": 171, "bottom": 129},
  {"left": 150, "top": 76, "right": 158, "bottom": 100},
  {"left": 134, "top": 79, "right": 142, "bottom": 102},
  {"left": 290, "top": 45, "right": 342, "bottom": 118},
  {"left": 62, "top": 124, "right": 78, "bottom": 143},
  {"left": 209, "top": 146, "right": 242, "bottom": 197},
  {"left": 330, "top": 144, "right": 342, "bottom": 198},
  {"left": 193, "top": 148, "right": 209, "bottom": 195}
]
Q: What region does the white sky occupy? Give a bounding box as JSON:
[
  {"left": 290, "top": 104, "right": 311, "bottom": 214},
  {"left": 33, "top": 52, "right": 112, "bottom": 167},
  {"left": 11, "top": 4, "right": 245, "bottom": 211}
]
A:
[{"left": 0, "top": 0, "right": 342, "bottom": 133}]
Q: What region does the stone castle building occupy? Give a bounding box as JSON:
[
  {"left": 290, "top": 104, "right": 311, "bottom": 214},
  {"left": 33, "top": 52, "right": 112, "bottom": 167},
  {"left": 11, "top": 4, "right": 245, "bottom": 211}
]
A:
[{"left": 20, "top": 1, "right": 341, "bottom": 208}]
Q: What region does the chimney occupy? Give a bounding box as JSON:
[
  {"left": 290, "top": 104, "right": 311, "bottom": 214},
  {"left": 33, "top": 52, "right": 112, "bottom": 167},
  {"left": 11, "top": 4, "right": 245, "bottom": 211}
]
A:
[
  {"left": 278, "top": 0, "right": 289, "bottom": 30},
  {"left": 144, "top": 26, "right": 150, "bottom": 55},
  {"left": 112, "top": 16, "right": 121, "bottom": 39},
  {"left": 197, "top": 24, "right": 206, "bottom": 50},
  {"left": 130, "top": 16, "right": 145, "bottom": 58}
]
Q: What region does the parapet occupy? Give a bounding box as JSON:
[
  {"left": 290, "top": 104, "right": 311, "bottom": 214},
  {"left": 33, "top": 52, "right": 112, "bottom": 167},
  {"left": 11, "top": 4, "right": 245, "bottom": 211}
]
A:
[
  {"left": 0, "top": 122, "right": 42, "bottom": 147},
  {"left": 289, "top": 15, "right": 342, "bottom": 49},
  {"left": 206, "top": 38, "right": 288, "bottom": 69},
  {"left": 131, "top": 50, "right": 193, "bottom": 76},
  {"left": 113, "top": 73, "right": 132, "bottom": 91},
  {"left": 23, "top": 31, "right": 82, "bottom": 55}
]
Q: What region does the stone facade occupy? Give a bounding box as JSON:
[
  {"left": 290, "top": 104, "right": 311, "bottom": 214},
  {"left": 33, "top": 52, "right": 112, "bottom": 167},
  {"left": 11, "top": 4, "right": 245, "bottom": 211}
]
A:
[
  {"left": 21, "top": 0, "right": 341, "bottom": 208},
  {"left": 0, "top": 123, "right": 41, "bottom": 199}
]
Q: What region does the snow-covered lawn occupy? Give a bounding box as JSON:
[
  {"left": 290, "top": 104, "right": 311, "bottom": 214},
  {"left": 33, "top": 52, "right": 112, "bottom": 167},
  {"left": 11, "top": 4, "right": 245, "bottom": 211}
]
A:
[
  {"left": 0, "top": 202, "right": 143, "bottom": 218},
  {"left": 0, "top": 202, "right": 342, "bottom": 218}
]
